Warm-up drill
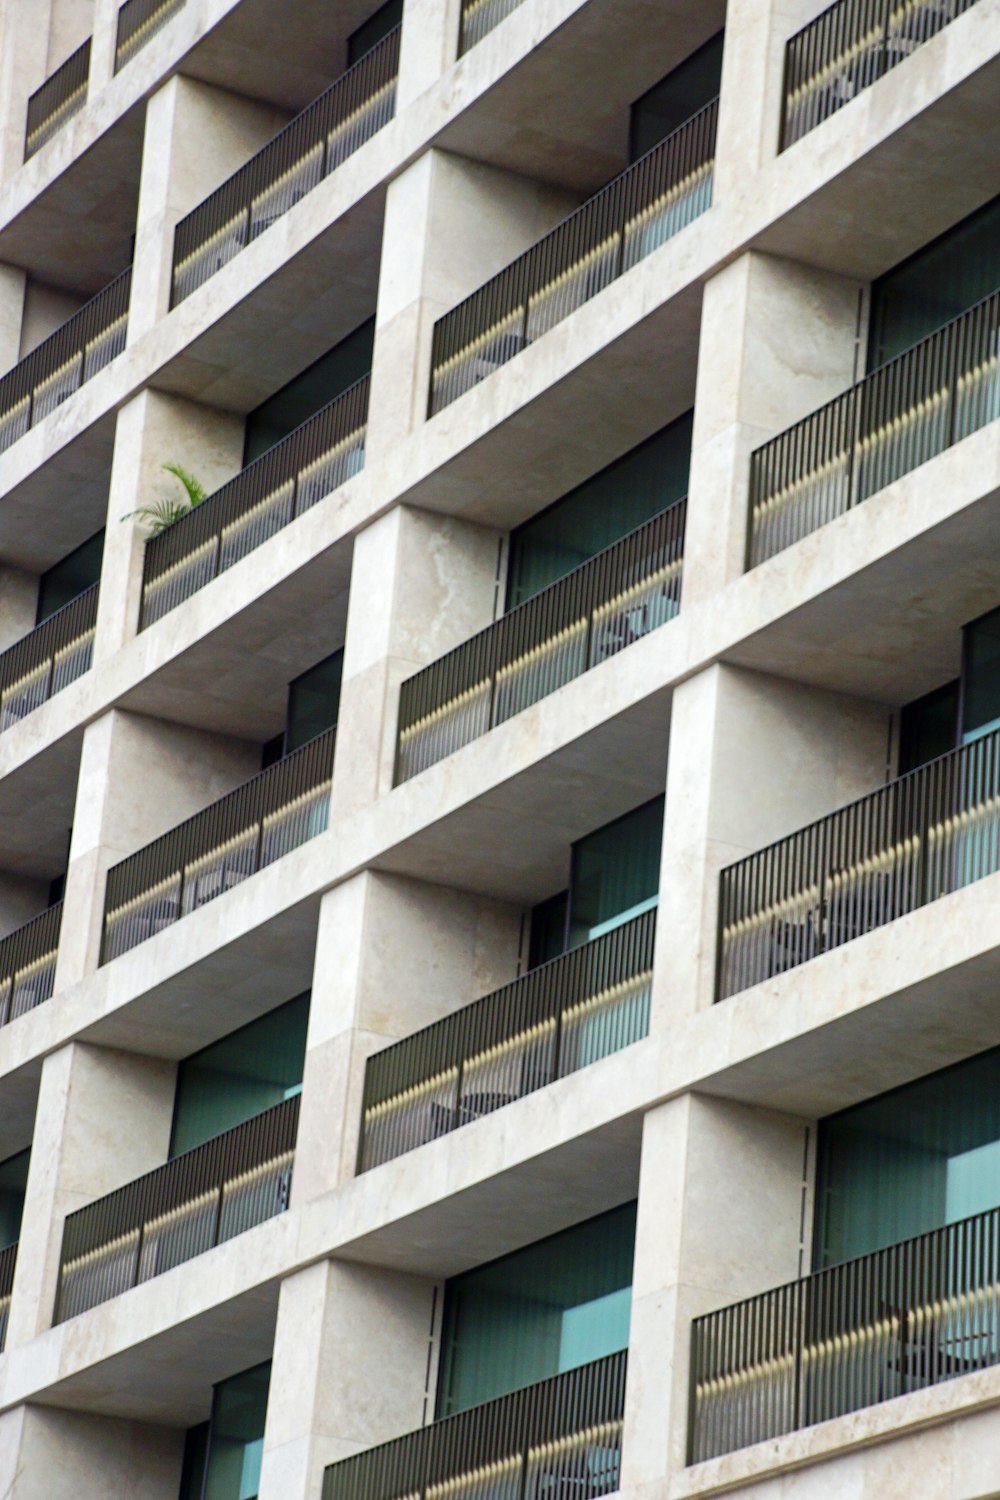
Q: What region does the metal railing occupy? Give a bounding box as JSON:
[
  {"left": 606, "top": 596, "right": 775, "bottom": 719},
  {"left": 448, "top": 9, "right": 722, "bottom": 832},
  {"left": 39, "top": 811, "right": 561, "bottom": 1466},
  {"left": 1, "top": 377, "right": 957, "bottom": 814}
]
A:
[
  {"left": 54, "top": 1095, "right": 299, "bottom": 1323},
  {"left": 429, "top": 100, "right": 718, "bottom": 415},
  {"left": 115, "top": 0, "right": 188, "bottom": 70},
  {"left": 0, "top": 1242, "right": 17, "bottom": 1351},
  {"left": 691, "top": 1204, "right": 1000, "bottom": 1461},
  {"left": 139, "top": 375, "right": 370, "bottom": 628},
  {"left": 359, "top": 910, "right": 656, "bottom": 1172},
  {"left": 781, "top": 0, "right": 982, "bottom": 150},
  {"left": 100, "top": 728, "right": 336, "bottom": 964},
  {"left": 0, "top": 904, "right": 63, "bottom": 1029},
  {"left": 396, "top": 498, "right": 686, "bottom": 782},
  {"left": 459, "top": 0, "right": 528, "bottom": 52},
  {"left": 170, "top": 28, "right": 400, "bottom": 305},
  {"left": 25, "top": 39, "right": 91, "bottom": 159},
  {"left": 748, "top": 288, "right": 1000, "bottom": 566},
  {"left": 0, "top": 585, "right": 98, "bottom": 735},
  {"left": 0, "top": 267, "right": 131, "bottom": 458},
  {"left": 323, "top": 1351, "right": 628, "bottom": 1500},
  {"left": 717, "top": 726, "right": 1000, "bottom": 1000}
]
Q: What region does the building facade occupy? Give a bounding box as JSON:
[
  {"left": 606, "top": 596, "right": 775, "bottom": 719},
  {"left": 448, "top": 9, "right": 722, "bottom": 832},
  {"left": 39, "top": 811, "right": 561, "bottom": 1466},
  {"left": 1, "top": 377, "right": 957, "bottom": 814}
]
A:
[{"left": 0, "top": 0, "right": 998, "bottom": 1494}]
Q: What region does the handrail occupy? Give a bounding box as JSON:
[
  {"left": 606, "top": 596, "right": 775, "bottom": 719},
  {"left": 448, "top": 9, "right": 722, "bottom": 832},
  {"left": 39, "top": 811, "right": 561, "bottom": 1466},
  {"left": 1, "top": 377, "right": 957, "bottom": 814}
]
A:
[
  {"left": 691, "top": 1202, "right": 1000, "bottom": 1461},
  {"left": 396, "top": 498, "right": 686, "bottom": 782},
  {"left": 429, "top": 100, "right": 718, "bottom": 415},
  {"left": 323, "top": 1351, "right": 628, "bottom": 1500},
  {"left": 25, "top": 38, "right": 91, "bottom": 158},
  {"left": 0, "top": 904, "right": 63, "bottom": 1028},
  {"left": 0, "top": 585, "right": 98, "bottom": 735},
  {"left": 170, "top": 28, "right": 401, "bottom": 305},
  {"left": 54, "top": 1095, "right": 299, "bottom": 1323},
  {"left": 717, "top": 723, "right": 1000, "bottom": 999},
  {"left": 115, "top": 0, "right": 187, "bottom": 70},
  {"left": 748, "top": 287, "right": 1000, "bottom": 566},
  {"left": 781, "top": 0, "right": 982, "bottom": 150},
  {"left": 359, "top": 910, "right": 656, "bottom": 1171},
  {"left": 0, "top": 1241, "right": 17, "bottom": 1352},
  {"left": 139, "top": 375, "right": 370, "bottom": 628},
  {"left": 101, "top": 728, "right": 336, "bottom": 963},
  {"left": 0, "top": 267, "right": 132, "bottom": 457}
]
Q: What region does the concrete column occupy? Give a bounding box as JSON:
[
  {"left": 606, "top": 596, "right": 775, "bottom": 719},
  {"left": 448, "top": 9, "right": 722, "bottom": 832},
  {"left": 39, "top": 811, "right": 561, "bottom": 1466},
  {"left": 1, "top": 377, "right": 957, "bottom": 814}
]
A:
[
  {"left": 366, "top": 148, "right": 578, "bottom": 456},
  {"left": 129, "top": 75, "right": 290, "bottom": 340},
  {"left": 682, "top": 251, "right": 860, "bottom": 605},
  {"left": 5, "top": 1039, "right": 176, "bottom": 1347},
  {"left": 395, "top": 0, "right": 463, "bottom": 109},
  {"left": 97, "top": 388, "right": 244, "bottom": 659},
  {"left": 54, "top": 709, "right": 261, "bottom": 989},
  {"left": 0, "top": 263, "right": 26, "bottom": 374},
  {"left": 620, "top": 1093, "right": 812, "bottom": 1489},
  {"left": 45, "top": 0, "right": 94, "bottom": 73},
  {"left": 0, "top": 0, "right": 56, "bottom": 183},
  {"left": 258, "top": 1258, "right": 436, "bottom": 1500},
  {"left": 295, "top": 869, "right": 522, "bottom": 1202},
  {"left": 653, "top": 664, "right": 887, "bottom": 1027},
  {"left": 0, "top": 562, "right": 38, "bottom": 651},
  {"left": 330, "top": 503, "right": 502, "bottom": 820},
  {"left": 0, "top": 1403, "right": 183, "bottom": 1500},
  {"left": 88, "top": 0, "right": 123, "bottom": 98}
]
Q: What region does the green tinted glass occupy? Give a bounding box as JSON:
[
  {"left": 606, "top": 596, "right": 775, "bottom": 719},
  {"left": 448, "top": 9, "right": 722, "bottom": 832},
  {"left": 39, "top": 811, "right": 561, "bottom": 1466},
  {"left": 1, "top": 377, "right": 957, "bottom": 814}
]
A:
[
  {"left": 203, "top": 1362, "right": 271, "bottom": 1500},
  {"left": 243, "top": 319, "right": 374, "bottom": 465},
  {"left": 568, "top": 797, "right": 663, "bottom": 948},
  {"left": 629, "top": 34, "right": 724, "bottom": 162},
  {"left": 36, "top": 530, "right": 104, "bottom": 624},
  {"left": 286, "top": 650, "right": 344, "bottom": 752},
  {"left": 0, "top": 1148, "right": 29, "bottom": 1250},
  {"left": 963, "top": 606, "right": 1000, "bottom": 744},
  {"left": 347, "top": 0, "right": 402, "bottom": 63}
]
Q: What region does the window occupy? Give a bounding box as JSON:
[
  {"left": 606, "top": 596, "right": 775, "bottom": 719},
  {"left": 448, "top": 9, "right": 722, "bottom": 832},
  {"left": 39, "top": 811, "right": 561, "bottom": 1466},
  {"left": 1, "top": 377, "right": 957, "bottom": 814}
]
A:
[
  {"left": 438, "top": 1203, "right": 636, "bottom": 1416},
  {"left": 180, "top": 1362, "right": 272, "bottom": 1500},
  {"left": 243, "top": 320, "right": 375, "bottom": 466},
  {"left": 263, "top": 649, "right": 344, "bottom": 767},
  {"left": 899, "top": 680, "right": 958, "bottom": 774},
  {"left": 868, "top": 194, "right": 1000, "bottom": 369},
  {"left": 169, "top": 994, "right": 309, "bottom": 1158},
  {"left": 629, "top": 34, "right": 724, "bottom": 163},
  {"left": 898, "top": 603, "right": 1000, "bottom": 772},
  {"left": 506, "top": 414, "right": 692, "bottom": 610},
  {"left": 347, "top": 0, "right": 403, "bottom": 65},
  {"left": 36, "top": 530, "right": 104, "bottom": 624},
  {"left": 0, "top": 1149, "right": 29, "bottom": 1249},
  {"left": 815, "top": 1046, "right": 1000, "bottom": 1268}
]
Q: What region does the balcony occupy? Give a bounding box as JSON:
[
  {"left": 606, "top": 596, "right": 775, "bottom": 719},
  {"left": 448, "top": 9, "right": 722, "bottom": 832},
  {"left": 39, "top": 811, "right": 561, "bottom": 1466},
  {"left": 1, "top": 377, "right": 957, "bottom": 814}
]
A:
[
  {"left": 139, "top": 376, "right": 369, "bottom": 628},
  {"left": 717, "top": 727, "right": 1000, "bottom": 1000},
  {"left": 0, "top": 585, "right": 98, "bottom": 734},
  {"left": 53, "top": 1095, "right": 299, "bottom": 1323},
  {"left": 322, "top": 1352, "right": 627, "bottom": 1500},
  {"left": 0, "top": 269, "right": 131, "bottom": 457},
  {"left": 780, "top": 0, "right": 983, "bottom": 150},
  {"left": 359, "top": 911, "right": 655, "bottom": 1172},
  {"left": 0, "top": 1242, "right": 16, "bottom": 1351},
  {"left": 748, "top": 288, "right": 1000, "bottom": 566},
  {"left": 100, "top": 727, "right": 335, "bottom": 964},
  {"left": 170, "top": 29, "right": 400, "bottom": 306},
  {"left": 0, "top": 903, "right": 63, "bottom": 1027},
  {"left": 428, "top": 101, "right": 718, "bottom": 415},
  {"left": 115, "top": 0, "right": 188, "bottom": 72},
  {"left": 395, "top": 499, "right": 686, "bottom": 782},
  {"left": 24, "top": 39, "right": 91, "bottom": 159},
  {"left": 459, "top": 0, "right": 527, "bottom": 53},
  {"left": 690, "top": 1204, "right": 1000, "bottom": 1462}
]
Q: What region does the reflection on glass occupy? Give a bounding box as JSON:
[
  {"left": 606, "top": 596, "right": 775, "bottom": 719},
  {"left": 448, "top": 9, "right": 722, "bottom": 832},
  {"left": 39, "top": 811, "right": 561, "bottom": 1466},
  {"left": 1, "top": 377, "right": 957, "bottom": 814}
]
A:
[
  {"left": 568, "top": 798, "right": 664, "bottom": 948},
  {"left": 202, "top": 1362, "right": 272, "bottom": 1500}
]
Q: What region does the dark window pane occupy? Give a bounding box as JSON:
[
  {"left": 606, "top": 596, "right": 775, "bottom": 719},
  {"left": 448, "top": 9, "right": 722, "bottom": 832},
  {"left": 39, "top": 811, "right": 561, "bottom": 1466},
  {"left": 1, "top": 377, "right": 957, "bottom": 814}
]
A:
[
  {"left": 178, "top": 1422, "right": 210, "bottom": 1500},
  {"left": 0, "top": 1148, "right": 30, "bottom": 1249},
  {"left": 438, "top": 1203, "right": 636, "bottom": 1415},
  {"left": 868, "top": 193, "right": 1000, "bottom": 369},
  {"left": 203, "top": 1362, "right": 271, "bottom": 1500},
  {"left": 243, "top": 319, "right": 375, "bottom": 465},
  {"left": 36, "top": 530, "right": 104, "bottom": 624},
  {"left": 506, "top": 413, "right": 692, "bottom": 609},
  {"left": 962, "top": 605, "right": 1000, "bottom": 744},
  {"left": 528, "top": 891, "right": 569, "bottom": 968},
  {"left": 170, "top": 994, "right": 309, "bottom": 1157},
  {"left": 629, "top": 33, "right": 724, "bottom": 162},
  {"left": 568, "top": 797, "right": 663, "bottom": 948},
  {"left": 347, "top": 0, "right": 403, "bottom": 64},
  {"left": 899, "top": 679, "right": 958, "bottom": 773},
  {"left": 286, "top": 649, "right": 344, "bottom": 753}
]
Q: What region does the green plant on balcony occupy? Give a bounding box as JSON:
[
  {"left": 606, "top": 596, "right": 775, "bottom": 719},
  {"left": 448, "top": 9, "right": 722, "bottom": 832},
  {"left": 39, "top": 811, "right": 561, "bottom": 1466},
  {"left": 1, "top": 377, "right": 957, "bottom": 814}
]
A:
[{"left": 122, "top": 463, "right": 207, "bottom": 533}]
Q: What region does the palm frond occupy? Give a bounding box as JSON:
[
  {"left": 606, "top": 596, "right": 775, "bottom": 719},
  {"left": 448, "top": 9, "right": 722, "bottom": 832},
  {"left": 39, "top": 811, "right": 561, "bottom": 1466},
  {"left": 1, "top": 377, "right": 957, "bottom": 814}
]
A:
[
  {"left": 162, "top": 462, "right": 207, "bottom": 508},
  {"left": 120, "top": 498, "right": 193, "bottom": 534}
]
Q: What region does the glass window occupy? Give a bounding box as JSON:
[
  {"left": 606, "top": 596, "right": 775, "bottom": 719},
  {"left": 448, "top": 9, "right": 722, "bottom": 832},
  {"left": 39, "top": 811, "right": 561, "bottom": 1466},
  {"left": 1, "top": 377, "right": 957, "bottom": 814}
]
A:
[
  {"left": 0, "top": 1148, "right": 30, "bottom": 1249},
  {"left": 815, "top": 1046, "right": 1000, "bottom": 1268},
  {"left": 438, "top": 1203, "right": 636, "bottom": 1416},
  {"left": 286, "top": 650, "right": 344, "bottom": 753},
  {"left": 347, "top": 0, "right": 403, "bottom": 64},
  {"left": 899, "top": 679, "right": 958, "bottom": 773},
  {"left": 36, "top": 530, "right": 104, "bottom": 624},
  {"left": 195, "top": 1362, "right": 271, "bottom": 1500},
  {"left": 868, "top": 193, "right": 1000, "bottom": 369},
  {"left": 178, "top": 1422, "right": 210, "bottom": 1500},
  {"left": 629, "top": 34, "right": 724, "bottom": 162},
  {"left": 243, "top": 319, "right": 375, "bottom": 465},
  {"left": 506, "top": 414, "right": 692, "bottom": 610},
  {"left": 170, "top": 994, "right": 309, "bottom": 1158},
  {"left": 528, "top": 891, "right": 568, "bottom": 969},
  {"left": 568, "top": 797, "right": 663, "bottom": 948},
  {"left": 962, "top": 606, "right": 1000, "bottom": 744}
]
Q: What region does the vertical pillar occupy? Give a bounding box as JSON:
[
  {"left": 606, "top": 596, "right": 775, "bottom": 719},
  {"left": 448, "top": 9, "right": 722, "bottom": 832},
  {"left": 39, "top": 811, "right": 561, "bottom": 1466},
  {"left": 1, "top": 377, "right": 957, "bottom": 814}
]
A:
[
  {"left": 0, "top": 0, "right": 56, "bottom": 182},
  {"left": 0, "top": 263, "right": 26, "bottom": 374},
  {"left": 395, "top": 0, "right": 464, "bottom": 109},
  {"left": 0, "top": 1404, "right": 183, "bottom": 1500},
  {"left": 88, "top": 0, "right": 124, "bottom": 98}
]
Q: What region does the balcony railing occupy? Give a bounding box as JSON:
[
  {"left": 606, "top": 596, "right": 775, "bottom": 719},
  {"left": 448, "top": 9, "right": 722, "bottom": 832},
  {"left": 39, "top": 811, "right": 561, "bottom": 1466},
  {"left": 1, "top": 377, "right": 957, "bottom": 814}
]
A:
[
  {"left": 0, "top": 903, "right": 63, "bottom": 1028},
  {"left": 717, "top": 726, "right": 1000, "bottom": 1000},
  {"left": 748, "top": 289, "right": 1000, "bottom": 566},
  {"left": 323, "top": 1351, "right": 628, "bottom": 1500},
  {"left": 0, "top": 1242, "right": 17, "bottom": 1351},
  {"left": 0, "top": 268, "right": 131, "bottom": 458},
  {"left": 100, "top": 728, "right": 336, "bottom": 964},
  {"left": 170, "top": 29, "right": 400, "bottom": 305},
  {"left": 139, "top": 375, "right": 370, "bottom": 628},
  {"left": 115, "top": 0, "right": 187, "bottom": 71},
  {"left": 359, "top": 910, "right": 656, "bottom": 1172},
  {"left": 691, "top": 1204, "right": 1000, "bottom": 1462},
  {"left": 25, "top": 38, "right": 91, "bottom": 159},
  {"left": 0, "top": 585, "right": 98, "bottom": 734},
  {"left": 459, "top": 0, "right": 527, "bottom": 52},
  {"left": 781, "top": 0, "right": 982, "bottom": 150},
  {"left": 396, "top": 499, "right": 686, "bottom": 782},
  {"left": 54, "top": 1095, "right": 299, "bottom": 1323},
  {"left": 429, "top": 100, "right": 718, "bottom": 415}
]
